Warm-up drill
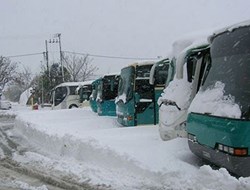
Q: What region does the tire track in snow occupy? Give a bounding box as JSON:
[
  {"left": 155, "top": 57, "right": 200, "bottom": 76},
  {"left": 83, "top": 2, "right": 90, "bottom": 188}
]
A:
[
  {"left": 0, "top": 157, "right": 105, "bottom": 190},
  {"left": 0, "top": 114, "right": 109, "bottom": 190}
]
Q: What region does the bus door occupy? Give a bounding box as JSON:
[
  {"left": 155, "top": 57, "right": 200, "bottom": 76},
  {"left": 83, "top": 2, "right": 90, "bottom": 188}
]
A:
[
  {"left": 149, "top": 59, "right": 174, "bottom": 124},
  {"left": 134, "top": 78, "right": 154, "bottom": 125},
  {"left": 134, "top": 63, "right": 155, "bottom": 125},
  {"left": 53, "top": 86, "right": 67, "bottom": 109}
]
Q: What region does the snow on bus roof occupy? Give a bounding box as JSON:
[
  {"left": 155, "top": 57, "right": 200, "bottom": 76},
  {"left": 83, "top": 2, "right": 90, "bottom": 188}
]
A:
[
  {"left": 126, "top": 60, "right": 156, "bottom": 68},
  {"left": 56, "top": 80, "right": 94, "bottom": 88},
  {"left": 172, "top": 31, "right": 212, "bottom": 80},
  {"left": 175, "top": 40, "right": 209, "bottom": 80},
  {"left": 171, "top": 29, "right": 213, "bottom": 59},
  {"left": 209, "top": 19, "right": 250, "bottom": 42},
  {"left": 81, "top": 80, "right": 95, "bottom": 85},
  {"left": 102, "top": 72, "right": 120, "bottom": 77}
]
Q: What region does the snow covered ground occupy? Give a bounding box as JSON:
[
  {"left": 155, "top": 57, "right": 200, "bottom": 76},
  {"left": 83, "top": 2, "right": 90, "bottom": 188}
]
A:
[{"left": 1, "top": 104, "right": 250, "bottom": 190}]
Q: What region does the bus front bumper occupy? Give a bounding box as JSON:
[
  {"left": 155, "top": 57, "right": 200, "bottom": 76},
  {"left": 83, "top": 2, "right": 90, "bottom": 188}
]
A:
[{"left": 188, "top": 139, "right": 250, "bottom": 177}]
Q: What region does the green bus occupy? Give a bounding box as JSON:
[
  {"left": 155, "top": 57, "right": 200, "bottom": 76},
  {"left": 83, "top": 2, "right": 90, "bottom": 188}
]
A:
[
  {"left": 116, "top": 61, "right": 172, "bottom": 126},
  {"left": 187, "top": 20, "right": 250, "bottom": 177},
  {"left": 96, "top": 73, "right": 120, "bottom": 116}
]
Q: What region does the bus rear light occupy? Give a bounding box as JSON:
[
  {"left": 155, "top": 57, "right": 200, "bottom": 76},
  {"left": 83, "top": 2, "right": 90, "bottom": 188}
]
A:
[
  {"left": 234, "top": 148, "right": 248, "bottom": 156},
  {"left": 217, "top": 143, "right": 248, "bottom": 156}
]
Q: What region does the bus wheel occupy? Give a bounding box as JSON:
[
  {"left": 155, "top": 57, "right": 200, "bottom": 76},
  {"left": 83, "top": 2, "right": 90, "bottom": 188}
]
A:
[{"left": 69, "top": 104, "right": 78, "bottom": 109}]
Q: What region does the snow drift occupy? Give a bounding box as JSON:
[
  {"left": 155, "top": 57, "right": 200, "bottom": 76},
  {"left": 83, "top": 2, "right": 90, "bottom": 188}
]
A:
[{"left": 7, "top": 107, "right": 250, "bottom": 190}]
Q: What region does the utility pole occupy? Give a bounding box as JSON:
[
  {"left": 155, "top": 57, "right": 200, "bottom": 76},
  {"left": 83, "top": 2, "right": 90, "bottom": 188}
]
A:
[
  {"left": 48, "top": 33, "right": 65, "bottom": 82},
  {"left": 55, "top": 33, "right": 64, "bottom": 82},
  {"left": 45, "top": 40, "right": 49, "bottom": 73},
  {"left": 44, "top": 40, "right": 51, "bottom": 96}
]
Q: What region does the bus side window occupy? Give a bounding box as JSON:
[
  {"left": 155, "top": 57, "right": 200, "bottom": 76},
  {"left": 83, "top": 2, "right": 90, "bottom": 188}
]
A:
[
  {"left": 187, "top": 56, "right": 196, "bottom": 83},
  {"left": 135, "top": 79, "right": 153, "bottom": 99},
  {"left": 201, "top": 53, "right": 212, "bottom": 86},
  {"left": 69, "top": 86, "right": 77, "bottom": 95},
  {"left": 154, "top": 64, "right": 169, "bottom": 86}
]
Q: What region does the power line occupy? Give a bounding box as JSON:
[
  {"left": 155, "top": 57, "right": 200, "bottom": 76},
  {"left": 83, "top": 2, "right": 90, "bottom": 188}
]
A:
[
  {"left": 4, "top": 51, "right": 160, "bottom": 60},
  {"left": 63, "top": 51, "right": 159, "bottom": 60},
  {"left": 5, "top": 52, "right": 44, "bottom": 58}
]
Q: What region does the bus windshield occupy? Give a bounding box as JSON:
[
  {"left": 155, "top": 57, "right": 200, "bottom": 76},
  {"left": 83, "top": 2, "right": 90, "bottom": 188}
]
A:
[
  {"left": 203, "top": 26, "right": 250, "bottom": 119},
  {"left": 136, "top": 64, "right": 152, "bottom": 78},
  {"left": 101, "top": 75, "right": 119, "bottom": 101},
  {"left": 154, "top": 61, "right": 170, "bottom": 86},
  {"left": 54, "top": 86, "right": 67, "bottom": 106},
  {"left": 118, "top": 66, "right": 135, "bottom": 102},
  {"left": 90, "top": 81, "right": 99, "bottom": 100},
  {"left": 80, "top": 85, "right": 92, "bottom": 101}
]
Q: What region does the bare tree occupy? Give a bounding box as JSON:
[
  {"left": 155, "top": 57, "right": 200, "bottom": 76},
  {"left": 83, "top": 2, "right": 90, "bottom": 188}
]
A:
[
  {"left": 5, "top": 65, "right": 34, "bottom": 102},
  {"left": 13, "top": 65, "right": 33, "bottom": 92},
  {"left": 63, "top": 54, "right": 98, "bottom": 82},
  {"left": 0, "top": 56, "right": 17, "bottom": 89}
]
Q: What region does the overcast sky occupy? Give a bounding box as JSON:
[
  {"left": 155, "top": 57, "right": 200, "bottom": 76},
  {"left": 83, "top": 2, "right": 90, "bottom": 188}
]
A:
[{"left": 1, "top": 0, "right": 250, "bottom": 76}]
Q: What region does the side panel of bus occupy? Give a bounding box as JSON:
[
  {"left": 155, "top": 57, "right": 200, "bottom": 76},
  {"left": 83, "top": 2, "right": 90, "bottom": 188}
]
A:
[{"left": 134, "top": 78, "right": 155, "bottom": 125}]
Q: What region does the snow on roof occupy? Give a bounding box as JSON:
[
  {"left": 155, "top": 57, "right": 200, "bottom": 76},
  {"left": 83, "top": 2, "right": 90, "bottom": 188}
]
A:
[
  {"left": 56, "top": 80, "right": 95, "bottom": 88},
  {"left": 126, "top": 60, "right": 156, "bottom": 68},
  {"left": 209, "top": 19, "right": 250, "bottom": 42},
  {"left": 171, "top": 30, "right": 212, "bottom": 59},
  {"left": 136, "top": 60, "right": 155, "bottom": 66},
  {"left": 81, "top": 80, "right": 95, "bottom": 85},
  {"left": 174, "top": 38, "right": 209, "bottom": 80},
  {"left": 102, "top": 72, "right": 120, "bottom": 77}
]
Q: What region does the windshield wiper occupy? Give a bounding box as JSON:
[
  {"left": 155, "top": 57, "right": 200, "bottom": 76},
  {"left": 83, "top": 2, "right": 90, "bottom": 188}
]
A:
[{"left": 159, "top": 99, "right": 181, "bottom": 110}]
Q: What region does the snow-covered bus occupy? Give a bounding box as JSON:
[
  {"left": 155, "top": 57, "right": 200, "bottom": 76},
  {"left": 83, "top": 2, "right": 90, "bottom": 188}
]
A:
[
  {"left": 151, "top": 34, "right": 210, "bottom": 140},
  {"left": 51, "top": 81, "right": 92, "bottom": 110},
  {"left": 187, "top": 20, "right": 250, "bottom": 177}
]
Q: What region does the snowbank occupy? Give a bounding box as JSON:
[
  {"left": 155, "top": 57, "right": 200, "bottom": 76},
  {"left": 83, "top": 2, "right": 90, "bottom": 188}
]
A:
[{"left": 11, "top": 106, "right": 250, "bottom": 190}]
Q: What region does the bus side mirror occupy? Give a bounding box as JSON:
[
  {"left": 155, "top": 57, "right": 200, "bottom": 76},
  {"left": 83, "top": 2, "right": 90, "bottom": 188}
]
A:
[{"left": 149, "top": 63, "right": 156, "bottom": 85}]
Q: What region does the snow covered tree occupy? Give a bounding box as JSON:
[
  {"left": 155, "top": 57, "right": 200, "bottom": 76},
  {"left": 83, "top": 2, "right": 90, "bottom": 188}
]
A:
[
  {"left": 5, "top": 66, "right": 35, "bottom": 102},
  {"left": 13, "top": 66, "right": 33, "bottom": 92},
  {"left": 0, "top": 56, "right": 17, "bottom": 90}
]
